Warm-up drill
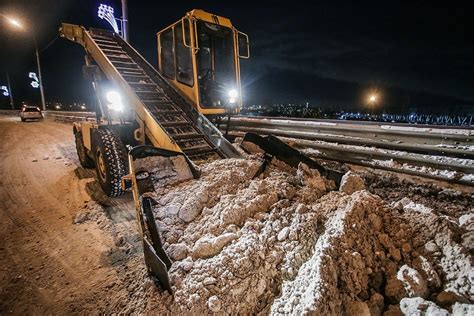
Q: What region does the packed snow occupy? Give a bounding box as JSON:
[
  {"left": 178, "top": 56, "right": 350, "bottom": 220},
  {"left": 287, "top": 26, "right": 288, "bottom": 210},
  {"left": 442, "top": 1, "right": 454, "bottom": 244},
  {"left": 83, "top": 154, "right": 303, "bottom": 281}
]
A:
[
  {"left": 380, "top": 125, "right": 473, "bottom": 136},
  {"left": 128, "top": 153, "right": 473, "bottom": 314}
]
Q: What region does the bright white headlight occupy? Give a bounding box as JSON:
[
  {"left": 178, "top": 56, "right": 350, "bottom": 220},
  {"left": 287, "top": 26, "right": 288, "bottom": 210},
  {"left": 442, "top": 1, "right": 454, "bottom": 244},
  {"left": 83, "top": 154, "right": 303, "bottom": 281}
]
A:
[
  {"left": 106, "top": 91, "right": 121, "bottom": 103},
  {"left": 228, "top": 89, "right": 238, "bottom": 99},
  {"left": 106, "top": 90, "right": 123, "bottom": 111}
]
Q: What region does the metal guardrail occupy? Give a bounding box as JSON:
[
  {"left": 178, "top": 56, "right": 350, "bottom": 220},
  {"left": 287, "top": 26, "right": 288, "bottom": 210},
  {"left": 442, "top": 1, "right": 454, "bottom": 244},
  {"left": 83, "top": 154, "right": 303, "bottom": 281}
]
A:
[
  {"left": 230, "top": 117, "right": 472, "bottom": 142},
  {"left": 46, "top": 111, "right": 95, "bottom": 123},
  {"left": 224, "top": 117, "right": 473, "bottom": 160},
  {"left": 0, "top": 110, "right": 19, "bottom": 115},
  {"left": 0, "top": 110, "right": 95, "bottom": 118},
  {"left": 46, "top": 110, "right": 95, "bottom": 116},
  {"left": 338, "top": 113, "right": 474, "bottom": 126},
  {"left": 5, "top": 110, "right": 470, "bottom": 185}
]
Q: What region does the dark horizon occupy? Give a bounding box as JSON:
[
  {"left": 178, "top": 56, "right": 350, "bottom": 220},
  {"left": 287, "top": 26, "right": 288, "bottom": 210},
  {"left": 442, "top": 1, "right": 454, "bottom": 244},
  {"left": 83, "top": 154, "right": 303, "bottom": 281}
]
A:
[{"left": 1, "top": 1, "right": 473, "bottom": 114}]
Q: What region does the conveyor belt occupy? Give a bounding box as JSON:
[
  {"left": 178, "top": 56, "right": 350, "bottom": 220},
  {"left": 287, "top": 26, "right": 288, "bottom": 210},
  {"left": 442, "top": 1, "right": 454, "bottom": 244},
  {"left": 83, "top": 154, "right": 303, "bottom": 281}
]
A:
[{"left": 60, "top": 24, "right": 240, "bottom": 161}]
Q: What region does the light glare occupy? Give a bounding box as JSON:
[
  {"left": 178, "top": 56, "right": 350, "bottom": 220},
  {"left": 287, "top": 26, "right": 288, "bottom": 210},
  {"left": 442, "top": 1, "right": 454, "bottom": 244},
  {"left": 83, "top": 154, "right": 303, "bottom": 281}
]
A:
[
  {"left": 228, "top": 89, "right": 238, "bottom": 99},
  {"left": 106, "top": 91, "right": 121, "bottom": 103},
  {"left": 106, "top": 90, "right": 123, "bottom": 111},
  {"left": 7, "top": 17, "right": 22, "bottom": 29}
]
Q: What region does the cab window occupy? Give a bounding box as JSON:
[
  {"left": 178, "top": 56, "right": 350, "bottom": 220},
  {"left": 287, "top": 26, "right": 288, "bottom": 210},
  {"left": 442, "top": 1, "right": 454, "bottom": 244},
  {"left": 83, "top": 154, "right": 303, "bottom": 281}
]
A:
[
  {"left": 174, "top": 23, "right": 194, "bottom": 86},
  {"left": 160, "top": 28, "right": 175, "bottom": 79}
]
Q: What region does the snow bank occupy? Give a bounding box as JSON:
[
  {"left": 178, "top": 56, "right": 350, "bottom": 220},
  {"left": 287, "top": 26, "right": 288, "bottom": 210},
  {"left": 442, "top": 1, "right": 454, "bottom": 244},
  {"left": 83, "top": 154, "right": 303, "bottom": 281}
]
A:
[{"left": 139, "top": 156, "right": 473, "bottom": 314}]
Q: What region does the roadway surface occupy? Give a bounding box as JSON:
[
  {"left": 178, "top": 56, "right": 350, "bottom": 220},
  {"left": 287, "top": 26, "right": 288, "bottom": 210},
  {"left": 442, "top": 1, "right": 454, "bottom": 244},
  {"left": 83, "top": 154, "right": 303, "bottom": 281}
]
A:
[{"left": 0, "top": 115, "right": 142, "bottom": 314}]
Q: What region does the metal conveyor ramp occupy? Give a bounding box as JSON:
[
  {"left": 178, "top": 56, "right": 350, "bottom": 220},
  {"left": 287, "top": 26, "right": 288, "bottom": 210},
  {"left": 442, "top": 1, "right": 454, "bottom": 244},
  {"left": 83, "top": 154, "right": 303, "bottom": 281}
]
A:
[{"left": 60, "top": 24, "right": 240, "bottom": 161}]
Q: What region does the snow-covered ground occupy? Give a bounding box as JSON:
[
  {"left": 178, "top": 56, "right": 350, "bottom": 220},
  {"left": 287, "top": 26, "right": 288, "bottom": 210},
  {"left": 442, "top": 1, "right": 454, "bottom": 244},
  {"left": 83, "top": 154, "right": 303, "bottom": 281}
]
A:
[
  {"left": 129, "top": 153, "right": 473, "bottom": 314},
  {"left": 380, "top": 125, "right": 473, "bottom": 136}
]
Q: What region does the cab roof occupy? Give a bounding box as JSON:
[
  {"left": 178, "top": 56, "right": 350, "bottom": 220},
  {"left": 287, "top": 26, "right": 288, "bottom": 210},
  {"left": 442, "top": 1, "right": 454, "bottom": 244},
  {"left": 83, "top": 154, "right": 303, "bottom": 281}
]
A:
[{"left": 186, "top": 9, "right": 233, "bottom": 28}]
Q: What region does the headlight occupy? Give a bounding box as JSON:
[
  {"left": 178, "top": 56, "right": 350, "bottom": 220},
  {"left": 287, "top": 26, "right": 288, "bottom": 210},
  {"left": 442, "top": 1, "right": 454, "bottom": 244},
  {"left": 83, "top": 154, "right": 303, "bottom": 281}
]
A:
[
  {"left": 228, "top": 89, "right": 238, "bottom": 104},
  {"left": 228, "top": 89, "right": 238, "bottom": 98},
  {"left": 106, "top": 90, "right": 123, "bottom": 111}
]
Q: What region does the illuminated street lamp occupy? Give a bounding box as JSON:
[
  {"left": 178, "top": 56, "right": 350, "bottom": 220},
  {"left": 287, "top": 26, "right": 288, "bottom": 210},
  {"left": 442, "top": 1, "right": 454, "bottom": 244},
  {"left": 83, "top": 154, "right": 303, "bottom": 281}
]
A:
[
  {"left": 98, "top": 4, "right": 120, "bottom": 33},
  {"left": 97, "top": 0, "right": 129, "bottom": 42},
  {"left": 368, "top": 93, "right": 378, "bottom": 115},
  {"left": 5, "top": 16, "right": 21, "bottom": 28},
  {"left": 1, "top": 85, "right": 9, "bottom": 96},
  {"left": 1, "top": 14, "right": 47, "bottom": 110}
]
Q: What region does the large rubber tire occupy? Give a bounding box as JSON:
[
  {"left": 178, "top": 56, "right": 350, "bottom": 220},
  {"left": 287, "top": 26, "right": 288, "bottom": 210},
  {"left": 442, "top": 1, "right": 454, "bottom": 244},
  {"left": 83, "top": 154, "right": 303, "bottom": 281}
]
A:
[
  {"left": 93, "top": 128, "right": 128, "bottom": 197},
  {"left": 75, "top": 131, "right": 95, "bottom": 168}
]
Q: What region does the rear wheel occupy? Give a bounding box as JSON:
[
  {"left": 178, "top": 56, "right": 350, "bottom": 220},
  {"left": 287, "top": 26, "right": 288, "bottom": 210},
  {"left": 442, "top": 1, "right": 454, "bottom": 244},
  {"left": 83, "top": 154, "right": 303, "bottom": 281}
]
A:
[
  {"left": 93, "top": 128, "right": 128, "bottom": 197},
  {"left": 75, "top": 131, "right": 95, "bottom": 168}
]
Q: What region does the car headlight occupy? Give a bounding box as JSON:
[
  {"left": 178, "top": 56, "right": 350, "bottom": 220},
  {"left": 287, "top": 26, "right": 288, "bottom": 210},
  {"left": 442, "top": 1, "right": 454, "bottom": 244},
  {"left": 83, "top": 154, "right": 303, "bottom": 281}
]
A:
[{"left": 106, "top": 90, "right": 123, "bottom": 111}]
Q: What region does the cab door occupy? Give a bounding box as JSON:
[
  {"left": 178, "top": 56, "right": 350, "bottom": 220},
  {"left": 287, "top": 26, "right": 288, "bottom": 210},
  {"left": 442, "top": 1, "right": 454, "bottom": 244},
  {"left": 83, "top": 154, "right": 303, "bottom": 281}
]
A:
[{"left": 158, "top": 21, "right": 197, "bottom": 106}]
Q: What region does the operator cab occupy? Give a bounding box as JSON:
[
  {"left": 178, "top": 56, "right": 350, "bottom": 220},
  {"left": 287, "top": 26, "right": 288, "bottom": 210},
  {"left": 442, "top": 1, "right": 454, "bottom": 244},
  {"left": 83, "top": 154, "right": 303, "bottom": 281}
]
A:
[{"left": 157, "top": 9, "right": 249, "bottom": 117}]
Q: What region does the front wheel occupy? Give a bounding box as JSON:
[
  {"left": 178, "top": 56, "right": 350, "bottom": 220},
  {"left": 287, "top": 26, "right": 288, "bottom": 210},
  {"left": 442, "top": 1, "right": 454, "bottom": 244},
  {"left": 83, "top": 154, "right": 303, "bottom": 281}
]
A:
[
  {"left": 75, "top": 131, "right": 95, "bottom": 168},
  {"left": 93, "top": 128, "right": 128, "bottom": 197}
]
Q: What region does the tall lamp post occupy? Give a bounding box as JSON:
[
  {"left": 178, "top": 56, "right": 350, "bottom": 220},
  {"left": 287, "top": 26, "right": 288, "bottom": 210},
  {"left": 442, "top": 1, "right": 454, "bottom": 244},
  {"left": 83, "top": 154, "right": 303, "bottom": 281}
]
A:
[
  {"left": 1, "top": 14, "right": 46, "bottom": 110},
  {"left": 121, "top": 0, "right": 129, "bottom": 42}
]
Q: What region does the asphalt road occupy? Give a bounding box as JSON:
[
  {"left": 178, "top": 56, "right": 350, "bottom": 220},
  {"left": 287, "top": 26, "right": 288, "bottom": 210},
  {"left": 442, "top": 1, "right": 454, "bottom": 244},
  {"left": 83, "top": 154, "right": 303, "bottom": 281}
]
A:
[{"left": 0, "top": 115, "right": 140, "bottom": 313}]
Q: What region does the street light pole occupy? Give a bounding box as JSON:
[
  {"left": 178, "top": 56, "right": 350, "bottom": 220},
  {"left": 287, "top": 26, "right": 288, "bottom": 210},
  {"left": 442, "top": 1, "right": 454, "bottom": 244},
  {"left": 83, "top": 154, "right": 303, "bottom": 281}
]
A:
[
  {"left": 1, "top": 14, "right": 46, "bottom": 110},
  {"left": 33, "top": 35, "right": 46, "bottom": 111},
  {"left": 121, "top": 0, "right": 129, "bottom": 42}
]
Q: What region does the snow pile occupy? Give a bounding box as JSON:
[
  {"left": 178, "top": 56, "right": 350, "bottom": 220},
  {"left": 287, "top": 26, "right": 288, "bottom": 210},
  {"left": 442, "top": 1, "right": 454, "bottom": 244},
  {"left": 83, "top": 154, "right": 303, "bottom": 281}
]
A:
[
  {"left": 146, "top": 158, "right": 338, "bottom": 314},
  {"left": 339, "top": 170, "right": 365, "bottom": 194},
  {"left": 271, "top": 191, "right": 385, "bottom": 315},
  {"left": 135, "top": 155, "right": 472, "bottom": 314},
  {"left": 270, "top": 192, "right": 473, "bottom": 315}
]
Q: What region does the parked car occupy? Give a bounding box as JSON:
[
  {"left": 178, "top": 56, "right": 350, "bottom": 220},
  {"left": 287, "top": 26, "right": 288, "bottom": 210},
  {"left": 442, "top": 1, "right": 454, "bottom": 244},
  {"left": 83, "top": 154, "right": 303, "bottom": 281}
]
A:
[{"left": 20, "top": 106, "right": 43, "bottom": 122}]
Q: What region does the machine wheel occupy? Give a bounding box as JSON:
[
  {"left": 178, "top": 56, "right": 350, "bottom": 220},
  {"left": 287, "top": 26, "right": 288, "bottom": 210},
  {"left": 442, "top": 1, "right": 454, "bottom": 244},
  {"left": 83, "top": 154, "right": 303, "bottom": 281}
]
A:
[
  {"left": 75, "top": 131, "right": 95, "bottom": 168},
  {"left": 93, "top": 128, "right": 128, "bottom": 197}
]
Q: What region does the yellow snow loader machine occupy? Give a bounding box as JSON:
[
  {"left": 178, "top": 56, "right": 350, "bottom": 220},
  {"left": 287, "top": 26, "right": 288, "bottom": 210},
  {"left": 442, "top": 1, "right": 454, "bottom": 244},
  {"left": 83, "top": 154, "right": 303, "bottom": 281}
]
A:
[{"left": 60, "top": 9, "right": 342, "bottom": 292}]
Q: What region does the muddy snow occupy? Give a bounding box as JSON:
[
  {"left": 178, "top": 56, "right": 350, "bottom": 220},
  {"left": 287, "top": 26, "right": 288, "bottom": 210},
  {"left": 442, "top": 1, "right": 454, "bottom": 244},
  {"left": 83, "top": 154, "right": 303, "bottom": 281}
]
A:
[{"left": 127, "top": 154, "right": 474, "bottom": 315}]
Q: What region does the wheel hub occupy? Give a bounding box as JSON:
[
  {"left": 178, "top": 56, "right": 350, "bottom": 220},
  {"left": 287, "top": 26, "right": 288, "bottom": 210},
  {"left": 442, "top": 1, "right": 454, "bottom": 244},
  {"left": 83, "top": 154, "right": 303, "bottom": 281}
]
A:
[{"left": 97, "top": 150, "right": 107, "bottom": 182}]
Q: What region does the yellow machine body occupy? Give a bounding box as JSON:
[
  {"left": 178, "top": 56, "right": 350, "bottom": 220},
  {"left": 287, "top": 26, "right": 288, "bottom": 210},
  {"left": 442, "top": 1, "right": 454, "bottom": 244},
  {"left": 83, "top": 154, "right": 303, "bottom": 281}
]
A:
[{"left": 157, "top": 9, "right": 249, "bottom": 116}]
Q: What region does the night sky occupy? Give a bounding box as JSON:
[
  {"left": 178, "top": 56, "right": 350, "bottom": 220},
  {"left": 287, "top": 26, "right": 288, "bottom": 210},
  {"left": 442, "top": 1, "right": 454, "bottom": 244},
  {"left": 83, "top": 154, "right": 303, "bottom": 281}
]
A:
[{"left": 0, "top": 0, "right": 473, "bottom": 114}]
